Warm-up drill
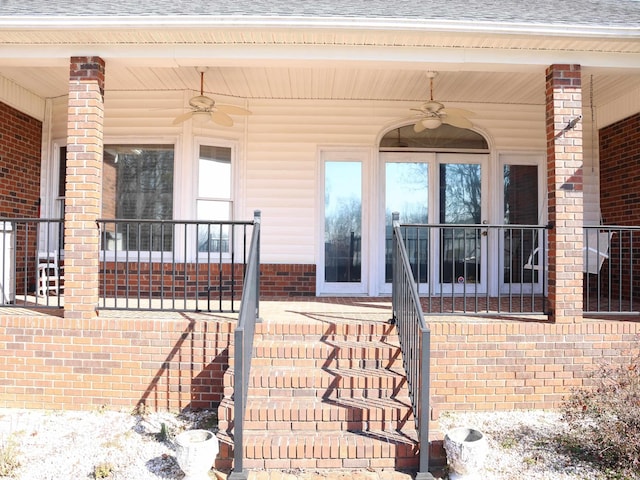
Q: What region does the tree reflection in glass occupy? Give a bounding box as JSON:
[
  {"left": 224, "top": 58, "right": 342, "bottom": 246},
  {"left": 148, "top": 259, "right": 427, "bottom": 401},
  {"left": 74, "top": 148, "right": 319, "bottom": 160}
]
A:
[{"left": 324, "top": 162, "right": 362, "bottom": 282}]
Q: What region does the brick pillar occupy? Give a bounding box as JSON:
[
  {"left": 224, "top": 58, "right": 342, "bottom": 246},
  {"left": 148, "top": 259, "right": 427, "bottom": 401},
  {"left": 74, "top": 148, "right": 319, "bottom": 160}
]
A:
[
  {"left": 64, "top": 57, "right": 105, "bottom": 319},
  {"left": 545, "top": 64, "right": 584, "bottom": 323}
]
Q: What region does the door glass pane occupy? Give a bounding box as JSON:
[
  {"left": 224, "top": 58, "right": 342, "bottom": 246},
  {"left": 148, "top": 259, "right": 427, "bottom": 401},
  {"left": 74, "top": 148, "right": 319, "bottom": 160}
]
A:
[
  {"left": 503, "top": 164, "right": 538, "bottom": 283},
  {"left": 385, "top": 162, "right": 429, "bottom": 282},
  {"left": 439, "top": 163, "right": 481, "bottom": 284},
  {"left": 324, "top": 162, "right": 361, "bottom": 283}
]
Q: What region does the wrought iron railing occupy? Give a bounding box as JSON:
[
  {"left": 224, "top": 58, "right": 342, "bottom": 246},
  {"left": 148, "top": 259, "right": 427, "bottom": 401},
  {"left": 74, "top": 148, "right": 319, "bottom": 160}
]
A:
[
  {"left": 393, "top": 222, "right": 549, "bottom": 315},
  {"left": 584, "top": 225, "right": 639, "bottom": 315},
  {"left": 228, "top": 211, "right": 261, "bottom": 480},
  {"left": 0, "top": 218, "right": 64, "bottom": 309},
  {"left": 97, "top": 217, "right": 257, "bottom": 312},
  {"left": 390, "top": 212, "right": 433, "bottom": 479}
]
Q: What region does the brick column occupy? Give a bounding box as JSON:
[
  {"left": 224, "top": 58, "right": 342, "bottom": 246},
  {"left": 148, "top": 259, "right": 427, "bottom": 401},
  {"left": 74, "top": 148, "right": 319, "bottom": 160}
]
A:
[
  {"left": 64, "top": 57, "right": 105, "bottom": 319},
  {"left": 545, "top": 64, "right": 584, "bottom": 323}
]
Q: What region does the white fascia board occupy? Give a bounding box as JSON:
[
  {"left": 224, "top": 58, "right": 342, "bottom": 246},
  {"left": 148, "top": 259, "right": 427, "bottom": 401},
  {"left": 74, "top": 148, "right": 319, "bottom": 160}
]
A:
[
  {"left": 1, "top": 42, "right": 639, "bottom": 72},
  {"left": 0, "top": 15, "right": 639, "bottom": 39}
]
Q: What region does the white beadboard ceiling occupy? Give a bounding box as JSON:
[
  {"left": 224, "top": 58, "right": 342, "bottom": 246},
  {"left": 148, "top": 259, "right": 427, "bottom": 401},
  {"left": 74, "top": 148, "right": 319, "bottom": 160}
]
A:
[
  {"left": 0, "top": 24, "right": 639, "bottom": 109},
  {"left": 1, "top": 65, "right": 639, "bottom": 110}
]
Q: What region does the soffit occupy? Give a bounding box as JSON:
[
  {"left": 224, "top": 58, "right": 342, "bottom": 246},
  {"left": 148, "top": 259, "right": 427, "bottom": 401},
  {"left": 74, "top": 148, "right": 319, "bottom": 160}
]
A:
[{"left": 1, "top": 28, "right": 639, "bottom": 54}]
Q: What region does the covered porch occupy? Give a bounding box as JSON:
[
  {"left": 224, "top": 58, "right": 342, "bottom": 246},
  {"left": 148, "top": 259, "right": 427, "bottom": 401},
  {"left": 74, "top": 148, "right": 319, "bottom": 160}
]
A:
[{"left": 0, "top": 15, "right": 640, "bottom": 323}]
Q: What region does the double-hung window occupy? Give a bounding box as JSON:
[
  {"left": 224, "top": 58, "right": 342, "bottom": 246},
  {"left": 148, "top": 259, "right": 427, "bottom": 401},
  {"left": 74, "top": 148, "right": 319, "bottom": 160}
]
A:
[{"left": 196, "top": 145, "right": 232, "bottom": 254}]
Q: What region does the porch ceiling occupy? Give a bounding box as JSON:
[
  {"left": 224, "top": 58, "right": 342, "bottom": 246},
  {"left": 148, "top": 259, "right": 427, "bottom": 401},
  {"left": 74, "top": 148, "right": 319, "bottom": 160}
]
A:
[
  {"left": 1, "top": 65, "right": 640, "bottom": 110},
  {"left": 0, "top": 24, "right": 639, "bottom": 108}
]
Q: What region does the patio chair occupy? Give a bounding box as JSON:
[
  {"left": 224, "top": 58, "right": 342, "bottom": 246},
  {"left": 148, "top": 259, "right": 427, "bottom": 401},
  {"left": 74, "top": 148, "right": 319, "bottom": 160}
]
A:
[
  {"left": 37, "top": 250, "right": 63, "bottom": 296},
  {"left": 524, "top": 230, "right": 614, "bottom": 274},
  {"left": 583, "top": 230, "right": 614, "bottom": 275}
]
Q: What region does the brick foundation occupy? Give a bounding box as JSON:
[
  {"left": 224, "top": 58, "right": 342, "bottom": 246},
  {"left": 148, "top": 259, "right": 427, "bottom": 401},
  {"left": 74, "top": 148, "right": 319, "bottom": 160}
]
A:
[
  {"left": 99, "top": 262, "right": 317, "bottom": 299},
  {"left": 0, "top": 309, "right": 637, "bottom": 413},
  {"left": 0, "top": 313, "right": 233, "bottom": 411}
]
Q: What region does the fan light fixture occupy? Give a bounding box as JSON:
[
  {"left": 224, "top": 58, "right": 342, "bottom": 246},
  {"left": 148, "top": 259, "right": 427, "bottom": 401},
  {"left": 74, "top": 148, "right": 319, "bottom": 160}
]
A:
[
  {"left": 410, "top": 71, "right": 474, "bottom": 132},
  {"left": 192, "top": 110, "right": 212, "bottom": 125},
  {"left": 420, "top": 116, "right": 443, "bottom": 130},
  {"left": 172, "top": 67, "right": 252, "bottom": 127}
]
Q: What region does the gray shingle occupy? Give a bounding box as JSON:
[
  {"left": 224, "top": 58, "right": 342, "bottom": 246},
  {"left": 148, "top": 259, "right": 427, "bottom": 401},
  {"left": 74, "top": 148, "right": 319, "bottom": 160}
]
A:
[{"left": 0, "top": 0, "right": 639, "bottom": 27}]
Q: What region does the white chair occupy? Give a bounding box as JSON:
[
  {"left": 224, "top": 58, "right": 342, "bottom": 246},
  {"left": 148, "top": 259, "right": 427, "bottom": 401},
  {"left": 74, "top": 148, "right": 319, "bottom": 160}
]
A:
[
  {"left": 37, "top": 250, "right": 63, "bottom": 296},
  {"left": 524, "top": 231, "right": 614, "bottom": 274},
  {"left": 583, "top": 230, "right": 614, "bottom": 275}
]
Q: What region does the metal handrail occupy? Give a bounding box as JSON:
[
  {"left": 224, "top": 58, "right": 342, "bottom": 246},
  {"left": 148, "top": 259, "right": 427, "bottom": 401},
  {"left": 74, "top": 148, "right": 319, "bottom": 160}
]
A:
[
  {"left": 229, "top": 210, "right": 261, "bottom": 480},
  {"left": 390, "top": 212, "right": 434, "bottom": 480}
]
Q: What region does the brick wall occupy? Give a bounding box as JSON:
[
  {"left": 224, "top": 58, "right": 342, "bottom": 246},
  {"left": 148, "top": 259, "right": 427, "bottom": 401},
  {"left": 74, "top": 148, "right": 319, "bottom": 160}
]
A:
[
  {"left": 0, "top": 314, "right": 234, "bottom": 411},
  {"left": 260, "top": 264, "right": 316, "bottom": 297},
  {"left": 429, "top": 320, "right": 640, "bottom": 417},
  {"left": 0, "top": 101, "right": 43, "bottom": 292},
  {"left": 0, "top": 102, "right": 41, "bottom": 217},
  {"left": 100, "top": 262, "right": 316, "bottom": 298},
  {"left": 0, "top": 312, "right": 637, "bottom": 413},
  {"left": 599, "top": 113, "right": 640, "bottom": 301}
]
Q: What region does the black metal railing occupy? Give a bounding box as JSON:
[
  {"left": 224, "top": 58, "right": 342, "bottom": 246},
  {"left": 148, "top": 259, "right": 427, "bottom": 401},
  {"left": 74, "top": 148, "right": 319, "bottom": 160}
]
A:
[
  {"left": 229, "top": 211, "right": 261, "bottom": 480},
  {"left": 0, "top": 218, "right": 64, "bottom": 309},
  {"left": 390, "top": 212, "right": 433, "bottom": 479},
  {"left": 584, "top": 225, "right": 639, "bottom": 315},
  {"left": 393, "top": 222, "right": 549, "bottom": 315},
  {"left": 97, "top": 216, "right": 258, "bottom": 312}
]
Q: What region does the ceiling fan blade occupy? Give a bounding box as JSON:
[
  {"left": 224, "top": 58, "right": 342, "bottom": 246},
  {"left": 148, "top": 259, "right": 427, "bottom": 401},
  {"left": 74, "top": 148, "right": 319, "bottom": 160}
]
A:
[
  {"left": 442, "top": 114, "right": 474, "bottom": 129},
  {"left": 217, "top": 104, "right": 252, "bottom": 115},
  {"left": 211, "top": 111, "right": 234, "bottom": 127},
  {"left": 441, "top": 107, "right": 476, "bottom": 118},
  {"left": 172, "top": 111, "right": 194, "bottom": 125}
]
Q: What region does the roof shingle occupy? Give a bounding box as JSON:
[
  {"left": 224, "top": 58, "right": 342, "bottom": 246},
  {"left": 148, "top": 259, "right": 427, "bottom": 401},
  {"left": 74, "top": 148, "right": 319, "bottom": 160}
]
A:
[{"left": 1, "top": 0, "right": 639, "bottom": 27}]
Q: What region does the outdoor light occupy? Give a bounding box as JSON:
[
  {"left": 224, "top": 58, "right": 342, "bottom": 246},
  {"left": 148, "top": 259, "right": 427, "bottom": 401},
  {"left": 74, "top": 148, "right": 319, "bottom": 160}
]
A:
[
  {"left": 192, "top": 111, "right": 211, "bottom": 125},
  {"left": 421, "top": 116, "right": 443, "bottom": 129}
]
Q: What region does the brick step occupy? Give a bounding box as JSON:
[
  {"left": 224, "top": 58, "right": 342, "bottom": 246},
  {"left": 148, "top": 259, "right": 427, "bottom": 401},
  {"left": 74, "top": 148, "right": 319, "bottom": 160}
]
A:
[
  {"left": 217, "top": 429, "right": 419, "bottom": 471},
  {"left": 217, "top": 396, "right": 415, "bottom": 433},
  {"left": 223, "top": 365, "right": 408, "bottom": 396},
  {"left": 249, "top": 339, "right": 401, "bottom": 365},
  {"left": 254, "top": 321, "right": 397, "bottom": 340}
]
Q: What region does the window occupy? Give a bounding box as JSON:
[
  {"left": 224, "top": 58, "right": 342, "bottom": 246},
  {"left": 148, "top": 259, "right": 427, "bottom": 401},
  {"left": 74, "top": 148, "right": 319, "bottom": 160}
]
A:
[
  {"left": 196, "top": 145, "right": 232, "bottom": 253},
  {"left": 56, "top": 146, "right": 67, "bottom": 219},
  {"left": 102, "top": 144, "right": 174, "bottom": 251}
]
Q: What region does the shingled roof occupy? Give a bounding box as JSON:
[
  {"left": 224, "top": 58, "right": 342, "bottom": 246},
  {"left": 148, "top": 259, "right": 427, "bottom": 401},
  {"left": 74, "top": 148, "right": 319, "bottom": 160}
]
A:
[{"left": 1, "top": 0, "right": 639, "bottom": 27}]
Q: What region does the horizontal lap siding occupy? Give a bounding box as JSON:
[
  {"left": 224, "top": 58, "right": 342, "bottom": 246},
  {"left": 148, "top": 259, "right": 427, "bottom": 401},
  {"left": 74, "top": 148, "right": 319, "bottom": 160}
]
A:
[{"left": 45, "top": 94, "right": 603, "bottom": 263}]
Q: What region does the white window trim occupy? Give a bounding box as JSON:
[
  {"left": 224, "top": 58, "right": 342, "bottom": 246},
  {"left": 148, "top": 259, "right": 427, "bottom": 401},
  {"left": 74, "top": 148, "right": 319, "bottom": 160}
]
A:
[{"left": 192, "top": 136, "right": 239, "bottom": 261}]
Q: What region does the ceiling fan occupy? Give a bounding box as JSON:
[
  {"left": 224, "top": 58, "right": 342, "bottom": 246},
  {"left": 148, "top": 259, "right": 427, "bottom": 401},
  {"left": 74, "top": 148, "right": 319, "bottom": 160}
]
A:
[
  {"left": 411, "top": 71, "right": 474, "bottom": 132},
  {"left": 172, "top": 67, "right": 251, "bottom": 127}
]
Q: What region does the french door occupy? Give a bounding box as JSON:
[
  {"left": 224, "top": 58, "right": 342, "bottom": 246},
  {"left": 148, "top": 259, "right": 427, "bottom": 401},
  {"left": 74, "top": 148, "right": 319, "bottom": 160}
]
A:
[
  {"left": 319, "top": 150, "right": 368, "bottom": 295},
  {"left": 380, "top": 152, "right": 488, "bottom": 295}
]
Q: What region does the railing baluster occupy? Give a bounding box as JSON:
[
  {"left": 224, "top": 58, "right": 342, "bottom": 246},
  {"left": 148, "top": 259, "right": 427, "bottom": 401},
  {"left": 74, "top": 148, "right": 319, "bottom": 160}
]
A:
[{"left": 391, "top": 212, "right": 434, "bottom": 480}]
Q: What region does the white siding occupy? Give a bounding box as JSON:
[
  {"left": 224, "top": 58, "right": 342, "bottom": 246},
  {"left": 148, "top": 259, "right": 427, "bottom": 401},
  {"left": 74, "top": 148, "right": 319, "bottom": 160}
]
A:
[
  {"left": 44, "top": 91, "right": 603, "bottom": 264},
  {"left": 0, "top": 75, "right": 45, "bottom": 120}
]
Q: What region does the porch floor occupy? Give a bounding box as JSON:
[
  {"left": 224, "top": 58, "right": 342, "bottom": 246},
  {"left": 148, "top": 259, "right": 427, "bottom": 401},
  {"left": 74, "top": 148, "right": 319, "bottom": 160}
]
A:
[{"left": 4, "top": 295, "right": 637, "bottom": 322}]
